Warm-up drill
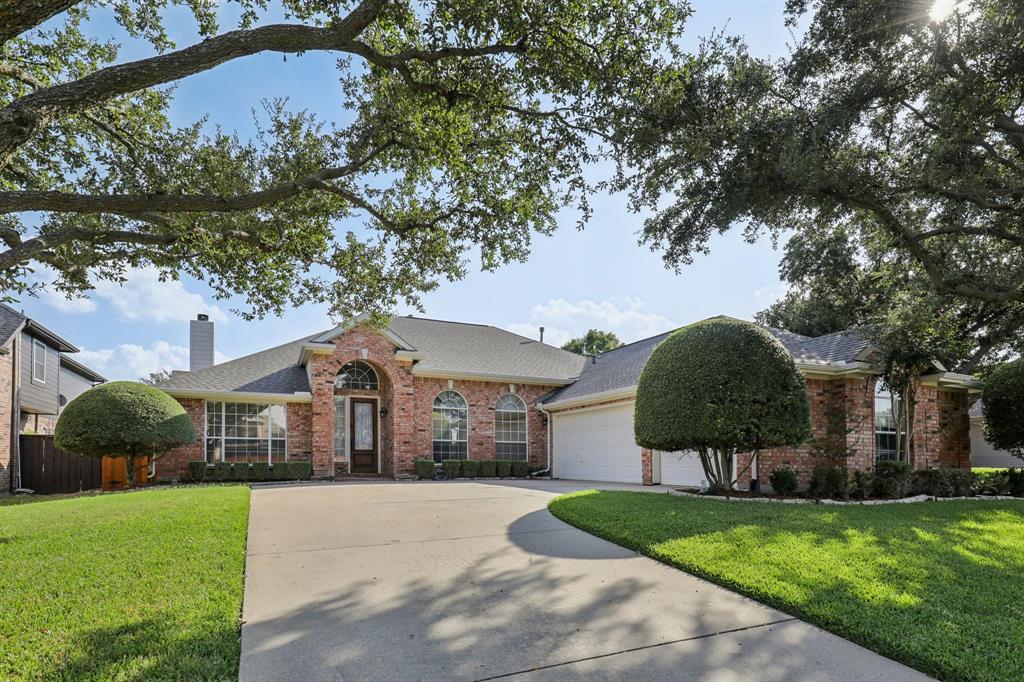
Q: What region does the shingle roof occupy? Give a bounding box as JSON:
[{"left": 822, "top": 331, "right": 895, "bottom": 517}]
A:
[
  {"left": 157, "top": 317, "right": 586, "bottom": 396},
  {"left": 386, "top": 317, "right": 585, "bottom": 382},
  {"left": 540, "top": 321, "right": 871, "bottom": 405},
  {"left": 157, "top": 332, "right": 324, "bottom": 395},
  {"left": 0, "top": 304, "right": 26, "bottom": 348}
]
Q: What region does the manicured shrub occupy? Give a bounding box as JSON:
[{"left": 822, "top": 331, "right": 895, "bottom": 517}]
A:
[
  {"left": 272, "top": 462, "right": 289, "bottom": 480},
  {"left": 415, "top": 459, "right": 436, "bottom": 480},
  {"left": 289, "top": 461, "right": 311, "bottom": 481},
  {"left": 982, "top": 360, "right": 1024, "bottom": 461},
  {"left": 251, "top": 462, "right": 269, "bottom": 481},
  {"left": 947, "top": 470, "right": 975, "bottom": 497},
  {"left": 187, "top": 460, "right": 207, "bottom": 482},
  {"left": 848, "top": 469, "right": 873, "bottom": 500},
  {"left": 1009, "top": 468, "right": 1024, "bottom": 497},
  {"left": 872, "top": 460, "right": 911, "bottom": 499},
  {"left": 510, "top": 461, "right": 529, "bottom": 478},
  {"left": 234, "top": 464, "right": 250, "bottom": 482},
  {"left": 634, "top": 318, "right": 811, "bottom": 491},
  {"left": 442, "top": 459, "right": 462, "bottom": 479},
  {"left": 461, "top": 460, "right": 481, "bottom": 478},
  {"left": 479, "top": 460, "right": 497, "bottom": 478},
  {"left": 768, "top": 466, "right": 799, "bottom": 496},
  {"left": 912, "top": 469, "right": 949, "bottom": 497},
  {"left": 974, "top": 468, "right": 1008, "bottom": 495},
  {"left": 808, "top": 464, "right": 848, "bottom": 499},
  {"left": 54, "top": 381, "right": 197, "bottom": 487},
  {"left": 495, "top": 460, "right": 512, "bottom": 477},
  {"left": 214, "top": 462, "right": 232, "bottom": 481}
]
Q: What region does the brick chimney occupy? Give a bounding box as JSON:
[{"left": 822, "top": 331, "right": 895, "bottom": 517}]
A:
[{"left": 189, "top": 313, "right": 214, "bottom": 371}]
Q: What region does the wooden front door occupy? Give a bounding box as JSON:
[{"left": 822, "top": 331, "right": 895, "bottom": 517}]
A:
[{"left": 350, "top": 398, "right": 378, "bottom": 473}]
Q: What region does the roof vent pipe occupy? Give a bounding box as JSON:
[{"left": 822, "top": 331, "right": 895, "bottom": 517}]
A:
[
  {"left": 539, "top": 326, "right": 545, "bottom": 343},
  {"left": 189, "top": 313, "right": 215, "bottom": 371}
]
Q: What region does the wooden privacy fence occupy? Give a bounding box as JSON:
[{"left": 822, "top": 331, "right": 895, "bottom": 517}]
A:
[
  {"left": 19, "top": 435, "right": 101, "bottom": 494},
  {"left": 18, "top": 436, "right": 148, "bottom": 494}
]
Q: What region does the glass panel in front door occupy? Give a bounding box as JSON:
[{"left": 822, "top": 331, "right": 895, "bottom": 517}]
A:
[{"left": 354, "top": 402, "right": 374, "bottom": 451}]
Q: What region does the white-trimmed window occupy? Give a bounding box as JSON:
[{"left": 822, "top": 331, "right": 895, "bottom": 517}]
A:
[
  {"left": 32, "top": 339, "right": 46, "bottom": 383},
  {"left": 874, "top": 379, "right": 904, "bottom": 462},
  {"left": 336, "top": 361, "right": 379, "bottom": 390},
  {"left": 432, "top": 390, "right": 468, "bottom": 462},
  {"left": 206, "top": 402, "right": 286, "bottom": 464},
  {"left": 494, "top": 394, "right": 527, "bottom": 461}
]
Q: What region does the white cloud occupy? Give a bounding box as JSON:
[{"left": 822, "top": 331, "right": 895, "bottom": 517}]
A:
[
  {"left": 506, "top": 297, "right": 678, "bottom": 348},
  {"left": 91, "top": 268, "right": 227, "bottom": 323},
  {"left": 31, "top": 265, "right": 226, "bottom": 324},
  {"left": 78, "top": 341, "right": 190, "bottom": 381},
  {"left": 77, "top": 343, "right": 232, "bottom": 381}
]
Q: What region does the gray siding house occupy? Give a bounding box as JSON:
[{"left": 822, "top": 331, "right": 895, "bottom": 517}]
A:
[{"left": 0, "top": 304, "right": 105, "bottom": 491}]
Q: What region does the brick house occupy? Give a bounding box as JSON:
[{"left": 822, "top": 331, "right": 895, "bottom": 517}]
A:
[
  {"left": 0, "top": 304, "right": 106, "bottom": 492},
  {"left": 155, "top": 314, "right": 981, "bottom": 488}
]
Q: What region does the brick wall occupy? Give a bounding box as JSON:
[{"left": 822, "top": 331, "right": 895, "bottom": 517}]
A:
[
  {"left": 286, "top": 402, "right": 313, "bottom": 460},
  {"left": 406, "top": 376, "right": 551, "bottom": 471},
  {"left": 156, "top": 398, "right": 204, "bottom": 481},
  {"left": 743, "top": 376, "right": 972, "bottom": 491},
  {"left": 307, "top": 324, "right": 554, "bottom": 478}
]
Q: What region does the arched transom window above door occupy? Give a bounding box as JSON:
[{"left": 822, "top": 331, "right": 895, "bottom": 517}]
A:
[{"left": 336, "top": 360, "right": 379, "bottom": 390}]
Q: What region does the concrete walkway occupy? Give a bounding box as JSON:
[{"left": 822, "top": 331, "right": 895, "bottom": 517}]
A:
[{"left": 239, "top": 480, "right": 930, "bottom": 681}]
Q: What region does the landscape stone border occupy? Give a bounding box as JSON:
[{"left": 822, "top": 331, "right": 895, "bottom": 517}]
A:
[{"left": 667, "top": 489, "right": 1021, "bottom": 505}]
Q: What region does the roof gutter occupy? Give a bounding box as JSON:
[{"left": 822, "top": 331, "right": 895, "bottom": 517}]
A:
[
  {"left": 410, "top": 367, "right": 575, "bottom": 386},
  {"left": 159, "top": 389, "right": 313, "bottom": 403}
]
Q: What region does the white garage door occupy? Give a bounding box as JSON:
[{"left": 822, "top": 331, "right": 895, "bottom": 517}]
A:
[
  {"left": 655, "top": 451, "right": 706, "bottom": 487},
  {"left": 553, "top": 403, "right": 642, "bottom": 483}
]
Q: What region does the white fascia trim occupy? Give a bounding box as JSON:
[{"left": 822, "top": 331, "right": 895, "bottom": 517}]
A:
[
  {"left": 298, "top": 342, "right": 337, "bottom": 365},
  {"left": 311, "top": 313, "right": 417, "bottom": 351},
  {"left": 919, "top": 372, "right": 984, "bottom": 392},
  {"left": 395, "top": 350, "right": 424, "bottom": 361},
  {"left": 410, "top": 366, "right": 575, "bottom": 386},
  {"left": 161, "top": 389, "right": 313, "bottom": 403},
  {"left": 540, "top": 385, "right": 637, "bottom": 411},
  {"left": 796, "top": 360, "right": 876, "bottom": 377}
]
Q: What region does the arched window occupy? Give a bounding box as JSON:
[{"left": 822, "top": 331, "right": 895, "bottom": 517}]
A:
[
  {"left": 432, "top": 390, "right": 468, "bottom": 462},
  {"left": 494, "top": 394, "right": 527, "bottom": 461},
  {"left": 336, "top": 360, "right": 379, "bottom": 390}
]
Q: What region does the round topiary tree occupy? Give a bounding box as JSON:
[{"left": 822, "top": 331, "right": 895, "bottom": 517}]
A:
[
  {"left": 634, "top": 317, "right": 812, "bottom": 491},
  {"left": 55, "top": 381, "right": 196, "bottom": 487},
  {"left": 982, "top": 359, "right": 1024, "bottom": 461}
]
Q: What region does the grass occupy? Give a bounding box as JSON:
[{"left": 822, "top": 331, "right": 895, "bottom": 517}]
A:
[
  {"left": 549, "top": 491, "right": 1024, "bottom": 682},
  {"left": 0, "top": 485, "right": 250, "bottom": 681}
]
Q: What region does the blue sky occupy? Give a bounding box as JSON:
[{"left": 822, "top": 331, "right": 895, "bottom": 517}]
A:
[{"left": 18, "top": 0, "right": 801, "bottom": 380}]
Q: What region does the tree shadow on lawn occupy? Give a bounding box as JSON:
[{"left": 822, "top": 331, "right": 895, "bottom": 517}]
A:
[
  {"left": 51, "top": 616, "right": 240, "bottom": 682},
  {"left": 551, "top": 492, "right": 1024, "bottom": 681}
]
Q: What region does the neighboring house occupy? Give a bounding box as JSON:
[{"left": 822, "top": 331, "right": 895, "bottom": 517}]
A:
[
  {"left": 968, "top": 400, "right": 1022, "bottom": 468},
  {"left": 0, "top": 304, "right": 106, "bottom": 492},
  {"left": 155, "top": 313, "right": 982, "bottom": 487}
]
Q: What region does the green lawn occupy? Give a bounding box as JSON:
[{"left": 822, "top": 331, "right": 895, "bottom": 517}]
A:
[
  {"left": 0, "top": 486, "right": 250, "bottom": 681},
  {"left": 549, "top": 491, "right": 1024, "bottom": 682}
]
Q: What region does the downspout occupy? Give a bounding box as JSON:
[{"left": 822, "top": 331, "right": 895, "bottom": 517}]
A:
[
  {"left": 12, "top": 333, "right": 20, "bottom": 490},
  {"left": 534, "top": 403, "right": 552, "bottom": 477}
]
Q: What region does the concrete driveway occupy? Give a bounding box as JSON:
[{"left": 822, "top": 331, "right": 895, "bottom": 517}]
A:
[{"left": 239, "top": 480, "right": 929, "bottom": 681}]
